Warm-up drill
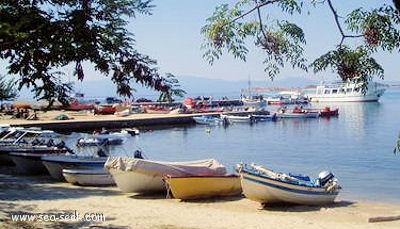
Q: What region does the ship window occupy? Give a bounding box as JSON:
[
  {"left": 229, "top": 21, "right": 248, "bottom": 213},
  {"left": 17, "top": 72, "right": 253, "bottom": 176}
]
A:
[
  {"left": 324, "top": 90, "right": 330, "bottom": 94},
  {"left": 346, "top": 88, "right": 352, "bottom": 93},
  {"left": 339, "top": 89, "right": 345, "bottom": 94},
  {"left": 354, "top": 88, "right": 359, "bottom": 92},
  {"left": 332, "top": 89, "right": 338, "bottom": 94}
]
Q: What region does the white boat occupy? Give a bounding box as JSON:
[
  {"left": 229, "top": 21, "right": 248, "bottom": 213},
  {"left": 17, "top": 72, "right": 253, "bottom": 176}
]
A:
[
  {"left": 114, "top": 108, "right": 131, "bottom": 117},
  {"left": 76, "top": 131, "right": 127, "bottom": 147},
  {"left": 302, "top": 79, "right": 386, "bottom": 102},
  {"left": 192, "top": 115, "right": 224, "bottom": 125},
  {"left": 105, "top": 157, "right": 227, "bottom": 194},
  {"left": 241, "top": 96, "right": 267, "bottom": 108},
  {"left": 63, "top": 168, "right": 115, "bottom": 186},
  {"left": 237, "top": 163, "right": 341, "bottom": 206},
  {"left": 41, "top": 154, "right": 107, "bottom": 181},
  {"left": 220, "top": 114, "right": 254, "bottom": 124}
]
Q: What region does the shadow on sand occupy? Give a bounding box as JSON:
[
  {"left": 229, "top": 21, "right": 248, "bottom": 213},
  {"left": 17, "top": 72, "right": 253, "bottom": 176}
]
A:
[
  {"left": 0, "top": 169, "right": 121, "bottom": 202},
  {"left": 259, "top": 200, "right": 355, "bottom": 212}
]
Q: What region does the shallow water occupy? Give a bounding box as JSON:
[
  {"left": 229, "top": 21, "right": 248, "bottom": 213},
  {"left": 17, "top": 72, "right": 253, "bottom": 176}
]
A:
[{"left": 66, "top": 88, "right": 400, "bottom": 205}]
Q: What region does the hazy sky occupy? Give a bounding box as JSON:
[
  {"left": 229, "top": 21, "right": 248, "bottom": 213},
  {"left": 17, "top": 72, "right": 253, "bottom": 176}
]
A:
[{"left": 126, "top": 0, "right": 399, "bottom": 82}]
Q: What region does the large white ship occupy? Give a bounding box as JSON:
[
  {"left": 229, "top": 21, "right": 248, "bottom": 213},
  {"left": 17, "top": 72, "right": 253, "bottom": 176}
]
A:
[{"left": 302, "top": 79, "right": 386, "bottom": 102}]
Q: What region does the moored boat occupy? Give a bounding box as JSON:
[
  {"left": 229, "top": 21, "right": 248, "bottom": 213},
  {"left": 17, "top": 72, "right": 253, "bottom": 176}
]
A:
[
  {"left": 302, "top": 78, "right": 386, "bottom": 102},
  {"left": 63, "top": 168, "right": 115, "bottom": 186},
  {"left": 105, "top": 157, "right": 227, "bottom": 194},
  {"left": 192, "top": 115, "right": 225, "bottom": 125},
  {"left": 275, "top": 106, "right": 320, "bottom": 118},
  {"left": 237, "top": 163, "right": 341, "bottom": 206},
  {"left": 220, "top": 114, "right": 255, "bottom": 124},
  {"left": 164, "top": 174, "right": 242, "bottom": 200}
]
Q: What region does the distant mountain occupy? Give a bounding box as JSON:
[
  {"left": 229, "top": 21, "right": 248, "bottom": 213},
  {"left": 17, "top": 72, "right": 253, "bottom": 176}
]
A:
[{"left": 16, "top": 75, "right": 320, "bottom": 100}]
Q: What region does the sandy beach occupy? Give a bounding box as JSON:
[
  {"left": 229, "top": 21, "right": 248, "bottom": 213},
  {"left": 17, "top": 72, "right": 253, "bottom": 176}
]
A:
[
  {"left": 0, "top": 166, "right": 400, "bottom": 229},
  {"left": 1, "top": 112, "right": 400, "bottom": 229}
]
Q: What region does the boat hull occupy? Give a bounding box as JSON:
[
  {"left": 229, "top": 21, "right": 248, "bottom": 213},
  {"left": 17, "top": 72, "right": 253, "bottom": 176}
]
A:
[
  {"left": 105, "top": 157, "right": 227, "bottom": 194},
  {"left": 276, "top": 112, "right": 319, "bottom": 118},
  {"left": 108, "top": 168, "right": 165, "bottom": 193},
  {"left": 166, "top": 175, "right": 242, "bottom": 200},
  {"left": 63, "top": 168, "right": 115, "bottom": 186},
  {"left": 9, "top": 153, "right": 50, "bottom": 175},
  {"left": 42, "top": 155, "right": 107, "bottom": 181},
  {"left": 240, "top": 172, "right": 339, "bottom": 205}
]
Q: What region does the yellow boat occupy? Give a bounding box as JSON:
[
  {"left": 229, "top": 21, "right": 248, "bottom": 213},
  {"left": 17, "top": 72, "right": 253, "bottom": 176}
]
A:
[{"left": 165, "top": 175, "right": 242, "bottom": 200}]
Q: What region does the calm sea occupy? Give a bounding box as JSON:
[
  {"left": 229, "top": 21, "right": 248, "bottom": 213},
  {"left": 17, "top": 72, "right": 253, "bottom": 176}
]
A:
[{"left": 66, "top": 88, "right": 400, "bottom": 205}]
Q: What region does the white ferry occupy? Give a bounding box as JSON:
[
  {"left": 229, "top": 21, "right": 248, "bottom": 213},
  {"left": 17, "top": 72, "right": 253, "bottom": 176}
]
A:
[{"left": 302, "top": 79, "right": 386, "bottom": 102}]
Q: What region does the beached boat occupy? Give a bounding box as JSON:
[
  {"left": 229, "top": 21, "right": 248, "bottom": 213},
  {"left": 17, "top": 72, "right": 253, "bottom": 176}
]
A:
[
  {"left": 94, "top": 104, "right": 116, "bottom": 115},
  {"left": 63, "top": 168, "right": 115, "bottom": 186},
  {"left": 0, "top": 128, "right": 64, "bottom": 165},
  {"left": 275, "top": 107, "right": 320, "bottom": 118},
  {"left": 41, "top": 154, "right": 107, "bottom": 180},
  {"left": 105, "top": 157, "right": 227, "bottom": 194},
  {"left": 114, "top": 108, "right": 131, "bottom": 117},
  {"left": 302, "top": 79, "right": 386, "bottom": 102},
  {"left": 237, "top": 163, "right": 341, "bottom": 205},
  {"left": 164, "top": 175, "right": 242, "bottom": 200},
  {"left": 9, "top": 149, "right": 68, "bottom": 175},
  {"left": 192, "top": 115, "right": 225, "bottom": 125}
]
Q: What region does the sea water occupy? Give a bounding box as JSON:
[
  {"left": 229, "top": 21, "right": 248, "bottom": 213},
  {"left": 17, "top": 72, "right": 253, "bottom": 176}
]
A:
[{"left": 67, "top": 88, "right": 400, "bottom": 205}]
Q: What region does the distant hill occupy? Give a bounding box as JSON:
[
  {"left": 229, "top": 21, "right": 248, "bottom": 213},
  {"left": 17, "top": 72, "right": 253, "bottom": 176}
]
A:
[
  {"left": 22, "top": 75, "right": 399, "bottom": 100},
  {"left": 17, "top": 75, "right": 320, "bottom": 100}
]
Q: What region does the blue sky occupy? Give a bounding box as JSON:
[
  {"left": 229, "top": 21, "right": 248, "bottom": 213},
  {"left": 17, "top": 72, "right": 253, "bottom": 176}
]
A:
[
  {"left": 124, "top": 0, "right": 399, "bottom": 83},
  {"left": 3, "top": 0, "right": 400, "bottom": 99}
]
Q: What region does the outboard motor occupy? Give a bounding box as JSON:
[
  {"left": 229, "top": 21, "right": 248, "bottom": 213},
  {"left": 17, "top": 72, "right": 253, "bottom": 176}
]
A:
[
  {"left": 97, "top": 148, "right": 107, "bottom": 157},
  {"left": 134, "top": 150, "right": 144, "bottom": 159},
  {"left": 318, "top": 171, "right": 335, "bottom": 186}
]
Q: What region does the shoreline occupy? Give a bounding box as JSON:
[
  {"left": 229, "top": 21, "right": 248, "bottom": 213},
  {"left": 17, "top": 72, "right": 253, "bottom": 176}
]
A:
[{"left": 1, "top": 168, "right": 400, "bottom": 229}]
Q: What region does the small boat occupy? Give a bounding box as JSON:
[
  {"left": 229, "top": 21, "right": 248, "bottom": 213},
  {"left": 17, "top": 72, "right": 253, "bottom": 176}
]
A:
[
  {"left": 9, "top": 150, "right": 67, "bottom": 175},
  {"left": 275, "top": 107, "right": 320, "bottom": 118},
  {"left": 41, "top": 154, "right": 107, "bottom": 180},
  {"left": 304, "top": 106, "right": 339, "bottom": 117},
  {"left": 241, "top": 96, "right": 267, "bottom": 108},
  {"left": 94, "top": 104, "right": 116, "bottom": 115},
  {"left": 251, "top": 113, "right": 278, "bottom": 122},
  {"left": 105, "top": 157, "right": 227, "bottom": 194},
  {"left": 237, "top": 163, "right": 341, "bottom": 206},
  {"left": 301, "top": 78, "right": 386, "bottom": 102},
  {"left": 121, "top": 128, "right": 140, "bottom": 136},
  {"left": 192, "top": 115, "right": 224, "bottom": 125},
  {"left": 164, "top": 174, "right": 242, "bottom": 200},
  {"left": 76, "top": 131, "right": 126, "bottom": 147},
  {"left": 220, "top": 114, "right": 255, "bottom": 124},
  {"left": 63, "top": 168, "right": 115, "bottom": 186},
  {"left": 114, "top": 108, "right": 131, "bottom": 117}
]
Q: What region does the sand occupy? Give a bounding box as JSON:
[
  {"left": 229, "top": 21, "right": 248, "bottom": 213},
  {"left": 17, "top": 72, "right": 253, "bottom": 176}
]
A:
[{"left": 0, "top": 167, "right": 400, "bottom": 229}]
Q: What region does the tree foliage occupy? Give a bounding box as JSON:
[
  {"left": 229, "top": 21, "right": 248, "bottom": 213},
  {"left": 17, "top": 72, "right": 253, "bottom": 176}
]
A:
[
  {"left": 157, "top": 73, "right": 186, "bottom": 103},
  {"left": 0, "top": 0, "right": 179, "bottom": 106},
  {"left": 0, "top": 75, "right": 17, "bottom": 101},
  {"left": 202, "top": 0, "right": 400, "bottom": 89}
]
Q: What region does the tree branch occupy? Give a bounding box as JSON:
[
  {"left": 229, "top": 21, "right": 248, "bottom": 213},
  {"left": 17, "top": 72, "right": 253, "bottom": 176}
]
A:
[{"left": 326, "top": 0, "right": 363, "bottom": 46}]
